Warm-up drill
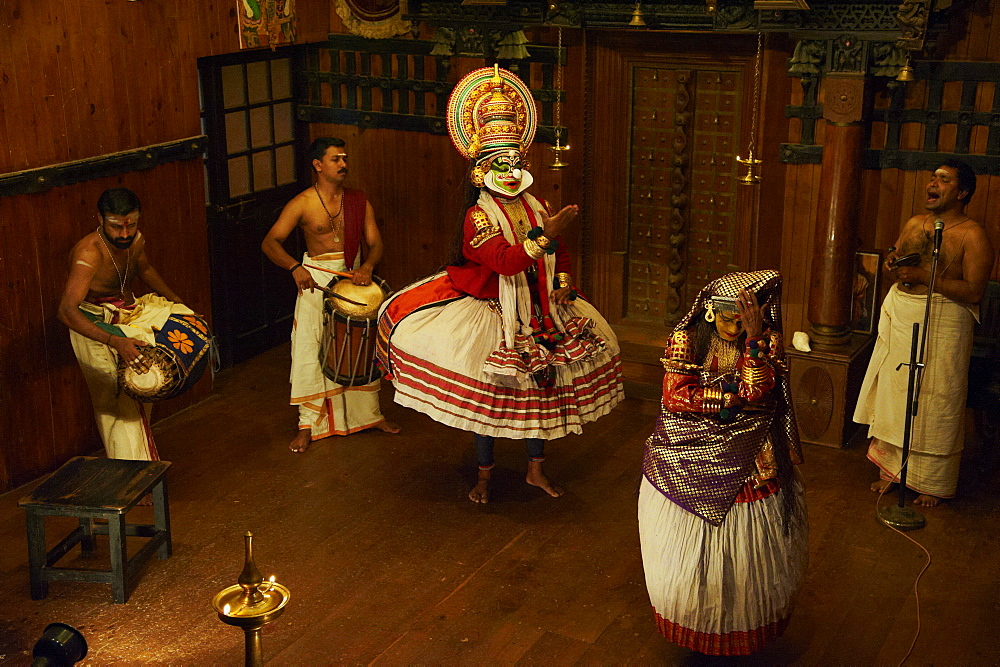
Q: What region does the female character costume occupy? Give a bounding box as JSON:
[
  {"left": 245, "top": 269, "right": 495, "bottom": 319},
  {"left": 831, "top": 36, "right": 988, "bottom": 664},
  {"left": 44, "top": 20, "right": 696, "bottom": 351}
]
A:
[{"left": 638, "top": 270, "right": 808, "bottom": 655}]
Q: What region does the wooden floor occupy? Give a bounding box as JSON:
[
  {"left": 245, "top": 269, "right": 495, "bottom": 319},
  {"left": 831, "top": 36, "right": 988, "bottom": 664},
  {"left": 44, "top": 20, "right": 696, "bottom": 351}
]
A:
[{"left": 1, "top": 343, "right": 998, "bottom": 665}]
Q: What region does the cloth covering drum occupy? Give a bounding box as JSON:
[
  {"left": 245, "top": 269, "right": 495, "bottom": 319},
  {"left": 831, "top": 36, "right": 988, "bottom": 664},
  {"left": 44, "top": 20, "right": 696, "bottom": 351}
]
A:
[{"left": 70, "top": 293, "right": 197, "bottom": 460}]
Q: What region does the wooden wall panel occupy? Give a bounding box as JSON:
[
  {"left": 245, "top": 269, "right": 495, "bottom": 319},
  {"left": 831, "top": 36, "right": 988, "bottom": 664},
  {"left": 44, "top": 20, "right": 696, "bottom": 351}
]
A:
[{"left": 0, "top": 0, "right": 330, "bottom": 493}]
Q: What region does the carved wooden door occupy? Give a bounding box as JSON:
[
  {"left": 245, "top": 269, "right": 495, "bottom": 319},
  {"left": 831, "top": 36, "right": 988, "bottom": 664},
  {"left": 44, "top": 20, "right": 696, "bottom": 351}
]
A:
[
  {"left": 586, "top": 34, "right": 759, "bottom": 359},
  {"left": 626, "top": 65, "right": 743, "bottom": 327}
]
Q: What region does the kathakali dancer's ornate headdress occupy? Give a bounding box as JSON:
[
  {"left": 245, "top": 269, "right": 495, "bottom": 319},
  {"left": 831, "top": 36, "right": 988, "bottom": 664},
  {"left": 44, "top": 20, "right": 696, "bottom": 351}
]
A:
[
  {"left": 446, "top": 65, "right": 538, "bottom": 192},
  {"left": 674, "top": 270, "right": 784, "bottom": 334}
]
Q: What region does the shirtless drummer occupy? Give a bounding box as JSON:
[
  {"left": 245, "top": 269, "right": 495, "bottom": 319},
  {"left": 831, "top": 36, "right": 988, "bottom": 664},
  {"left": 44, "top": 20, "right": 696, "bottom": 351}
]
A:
[
  {"left": 262, "top": 137, "right": 400, "bottom": 453},
  {"left": 58, "top": 187, "right": 193, "bottom": 460}
]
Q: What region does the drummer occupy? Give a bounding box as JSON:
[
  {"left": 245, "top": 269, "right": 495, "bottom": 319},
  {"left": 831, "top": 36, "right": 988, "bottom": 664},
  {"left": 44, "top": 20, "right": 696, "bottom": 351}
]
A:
[
  {"left": 262, "top": 137, "right": 400, "bottom": 453},
  {"left": 58, "top": 187, "right": 194, "bottom": 461}
]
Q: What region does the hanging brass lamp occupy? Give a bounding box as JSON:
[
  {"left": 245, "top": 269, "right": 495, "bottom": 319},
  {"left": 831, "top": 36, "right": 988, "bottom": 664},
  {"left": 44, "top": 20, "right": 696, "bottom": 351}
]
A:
[{"left": 549, "top": 27, "right": 570, "bottom": 169}]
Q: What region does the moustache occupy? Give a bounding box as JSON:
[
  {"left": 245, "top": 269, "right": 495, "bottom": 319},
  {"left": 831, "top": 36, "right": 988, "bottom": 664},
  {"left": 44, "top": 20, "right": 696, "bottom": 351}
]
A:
[
  {"left": 338, "top": 168, "right": 348, "bottom": 174},
  {"left": 110, "top": 236, "right": 135, "bottom": 249}
]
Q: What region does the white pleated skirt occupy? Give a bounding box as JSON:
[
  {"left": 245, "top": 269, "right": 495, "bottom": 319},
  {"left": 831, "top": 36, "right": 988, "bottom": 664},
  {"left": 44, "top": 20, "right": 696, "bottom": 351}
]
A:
[{"left": 638, "top": 474, "right": 808, "bottom": 655}]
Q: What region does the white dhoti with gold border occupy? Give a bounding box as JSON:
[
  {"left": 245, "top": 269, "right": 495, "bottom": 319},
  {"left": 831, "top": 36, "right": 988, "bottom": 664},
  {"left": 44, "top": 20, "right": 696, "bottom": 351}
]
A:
[
  {"left": 70, "top": 293, "right": 193, "bottom": 461},
  {"left": 854, "top": 284, "right": 976, "bottom": 498},
  {"left": 291, "top": 252, "right": 384, "bottom": 439}
]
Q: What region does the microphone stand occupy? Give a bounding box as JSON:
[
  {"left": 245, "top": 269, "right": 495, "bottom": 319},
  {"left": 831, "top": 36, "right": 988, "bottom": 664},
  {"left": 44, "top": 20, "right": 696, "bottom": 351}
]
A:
[{"left": 878, "top": 221, "right": 943, "bottom": 531}]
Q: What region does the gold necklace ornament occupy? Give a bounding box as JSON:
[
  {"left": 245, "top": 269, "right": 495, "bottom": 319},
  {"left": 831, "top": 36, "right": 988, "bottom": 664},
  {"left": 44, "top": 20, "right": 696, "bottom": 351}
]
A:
[
  {"left": 705, "top": 333, "right": 741, "bottom": 374},
  {"left": 314, "top": 183, "right": 344, "bottom": 242}
]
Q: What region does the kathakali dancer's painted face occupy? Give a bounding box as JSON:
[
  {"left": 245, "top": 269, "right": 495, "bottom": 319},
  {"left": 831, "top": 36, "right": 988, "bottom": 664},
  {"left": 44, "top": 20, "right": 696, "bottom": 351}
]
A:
[
  {"left": 483, "top": 151, "right": 533, "bottom": 198},
  {"left": 714, "top": 309, "right": 744, "bottom": 341}
]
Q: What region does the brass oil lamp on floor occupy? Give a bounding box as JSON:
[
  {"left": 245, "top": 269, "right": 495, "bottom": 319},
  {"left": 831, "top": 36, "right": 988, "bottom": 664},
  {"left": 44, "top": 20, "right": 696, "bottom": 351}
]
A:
[{"left": 211, "top": 532, "right": 290, "bottom": 667}]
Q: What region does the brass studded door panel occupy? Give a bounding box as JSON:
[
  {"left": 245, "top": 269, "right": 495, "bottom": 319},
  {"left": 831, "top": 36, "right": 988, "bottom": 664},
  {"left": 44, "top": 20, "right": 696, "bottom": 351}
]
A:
[{"left": 626, "top": 66, "right": 743, "bottom": 327}]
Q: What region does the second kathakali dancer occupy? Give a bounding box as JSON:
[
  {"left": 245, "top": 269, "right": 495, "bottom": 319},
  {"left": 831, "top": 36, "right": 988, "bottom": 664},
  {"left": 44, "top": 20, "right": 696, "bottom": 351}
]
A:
[
  {"left": 377, "top": 66, "right": 624, "bottom": 502},
  {"left": 639, "top": 270, "right": 808, "bottom": 655}
]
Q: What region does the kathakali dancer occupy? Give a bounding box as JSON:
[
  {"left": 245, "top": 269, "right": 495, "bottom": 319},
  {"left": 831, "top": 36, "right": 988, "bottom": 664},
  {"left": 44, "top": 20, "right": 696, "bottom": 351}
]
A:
[
  {"left": 638, "top": 270, "right": 808, "bottom": 655},
  {"left": 376, "top": 65, "right": 624, "bottom": 503}
]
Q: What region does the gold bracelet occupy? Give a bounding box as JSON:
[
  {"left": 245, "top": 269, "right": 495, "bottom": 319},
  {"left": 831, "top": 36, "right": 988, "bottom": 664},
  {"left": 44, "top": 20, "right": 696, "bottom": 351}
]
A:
[
  {"left": 535, "top": 235, "right": 553, "bottom": 250},
  {"left": 523, "top": 238, "right": 545, "bottom": 260},
  {"left": 556, "top": 272, "right": 573, "bottom": 289},
  {"left": 741, "top": 364, "right": 770, "bottom": 388},
  {"left": 702, "top": 387, "right": 723, "bottom": 412}
]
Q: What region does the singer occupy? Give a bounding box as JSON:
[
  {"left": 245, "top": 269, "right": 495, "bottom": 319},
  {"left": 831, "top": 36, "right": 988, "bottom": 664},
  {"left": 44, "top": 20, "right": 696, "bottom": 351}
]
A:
[{"left": 854, "top": 160, "right": 994, "bottom": 506}]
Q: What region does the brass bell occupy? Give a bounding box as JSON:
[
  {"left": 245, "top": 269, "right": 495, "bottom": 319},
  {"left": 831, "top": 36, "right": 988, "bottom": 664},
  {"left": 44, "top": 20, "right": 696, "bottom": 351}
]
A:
[
  {"left": 896, "top": 62, "right": 915, "bottom": 82},
  {"left": 629, "top": 2, "right": 646, "bottom": 26}
]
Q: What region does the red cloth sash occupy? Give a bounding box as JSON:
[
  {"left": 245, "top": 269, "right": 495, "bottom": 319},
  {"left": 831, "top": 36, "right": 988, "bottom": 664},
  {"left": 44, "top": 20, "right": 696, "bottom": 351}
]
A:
[{"left": 343, "top": 188, "right": 367, "bottom": 271}]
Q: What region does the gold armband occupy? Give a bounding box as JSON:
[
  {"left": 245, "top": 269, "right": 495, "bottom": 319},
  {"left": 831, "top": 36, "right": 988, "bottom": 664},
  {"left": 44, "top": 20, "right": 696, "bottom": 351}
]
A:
[
  {"left": 555, "top": 272, "right": 573, "bottom": 289},
  {"left": 740, "top": 363, "right": 771, "bottom": 389},
  {"left": 469, "top": 209, "right": 501, "bottom": 248}
]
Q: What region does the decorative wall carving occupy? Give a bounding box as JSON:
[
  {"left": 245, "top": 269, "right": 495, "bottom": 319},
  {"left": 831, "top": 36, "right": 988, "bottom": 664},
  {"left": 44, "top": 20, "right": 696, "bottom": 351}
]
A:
[
  {"left": 822, "top": 74, "right": 865, "bottom": 123},
  {"left": 783, "top": 60, "right": 1000, "bottom": 174},
  {"left": 408, "top": 0, "right": 953, "bottom": 35},
  {"left": 299, "top": 35, "right": 567, "bottom": 144}
]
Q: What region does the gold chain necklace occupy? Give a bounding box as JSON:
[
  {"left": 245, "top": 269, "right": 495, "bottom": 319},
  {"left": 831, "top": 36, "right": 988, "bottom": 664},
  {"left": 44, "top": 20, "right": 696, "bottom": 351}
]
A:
[
  {"left": 314, "top": 184, "right": 344, "bottom": 242},
  {"left": 96, "top": 225, "right": 131, "bottom": 298},
  {"left": 704, "top": 334, "right": 740, "bottom": 374}
]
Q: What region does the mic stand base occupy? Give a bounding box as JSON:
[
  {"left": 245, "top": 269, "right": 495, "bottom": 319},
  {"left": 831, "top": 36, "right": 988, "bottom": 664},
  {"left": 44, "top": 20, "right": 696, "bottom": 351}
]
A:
[{"left": 878, "top": 503, "right": 926, "bottom": 531}]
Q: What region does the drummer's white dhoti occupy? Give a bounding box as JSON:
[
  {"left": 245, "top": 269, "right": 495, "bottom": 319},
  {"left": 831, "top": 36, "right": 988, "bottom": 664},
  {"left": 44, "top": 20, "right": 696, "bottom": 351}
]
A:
[
  {"left": 70, "top": 294, "right": 192, "bottom": 460},
  {"left": 291, "top": 252, "right": 383, "bottom": 439}
]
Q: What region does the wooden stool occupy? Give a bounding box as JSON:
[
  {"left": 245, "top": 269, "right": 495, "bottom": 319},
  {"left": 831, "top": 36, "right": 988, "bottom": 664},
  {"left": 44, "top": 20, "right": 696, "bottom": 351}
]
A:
[{"left": 18, "top": 456, "right": 172, "bottom": 604}]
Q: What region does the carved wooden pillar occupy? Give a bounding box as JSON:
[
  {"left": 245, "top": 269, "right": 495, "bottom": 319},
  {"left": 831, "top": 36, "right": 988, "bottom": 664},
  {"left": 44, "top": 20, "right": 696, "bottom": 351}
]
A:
[
  {"left": 808, "top": 73, "right": 866, "bottom": 348},
  {"left": 786, "top": 71, "right": 875, "bottom": 448}
]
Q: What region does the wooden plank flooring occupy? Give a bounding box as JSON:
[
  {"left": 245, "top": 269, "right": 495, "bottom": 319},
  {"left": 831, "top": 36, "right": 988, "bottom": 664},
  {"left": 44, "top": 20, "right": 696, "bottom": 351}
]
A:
[{"left": 0, "top": 343, "right": 998, "bottom": 664}]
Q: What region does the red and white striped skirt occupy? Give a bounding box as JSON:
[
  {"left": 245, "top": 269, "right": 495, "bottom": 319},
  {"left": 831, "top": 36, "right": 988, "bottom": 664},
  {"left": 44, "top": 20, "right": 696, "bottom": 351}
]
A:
[{"left": 377, "top": 273, "right": 624, "bottom": 439}]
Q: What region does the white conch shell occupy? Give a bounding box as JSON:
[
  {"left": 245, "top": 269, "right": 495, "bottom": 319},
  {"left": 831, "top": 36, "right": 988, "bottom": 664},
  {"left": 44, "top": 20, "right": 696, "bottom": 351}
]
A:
[{"left": 792, "top": 331, "right": 812, "bottom": 352}]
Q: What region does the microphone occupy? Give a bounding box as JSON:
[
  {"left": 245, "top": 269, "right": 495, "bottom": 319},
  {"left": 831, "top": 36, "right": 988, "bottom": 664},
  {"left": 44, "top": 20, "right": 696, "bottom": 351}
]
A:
[{"left": 933, "top": 218, "right": 944, "bottom": 257}]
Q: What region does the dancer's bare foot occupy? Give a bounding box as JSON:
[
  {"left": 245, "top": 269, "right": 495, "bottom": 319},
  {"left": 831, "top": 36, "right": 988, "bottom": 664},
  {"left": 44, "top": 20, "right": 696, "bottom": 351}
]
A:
[
  {"left": 914, "top": 493, "right": 943, "bottom": 507},
  {"left": 469, "top": 469, "right": 491, "bottom": 503},
  {"left": 526, "top": 461, "right": 565, "bottom": 498},
  {"left": 374, "top": 419, "right": 401, "bottom": 434},
  {"left": 289, "top": 429, "right": 312, "bottom": 453},
  {"left": 871, "top": 479, "right": 896, "bottom": 494}
]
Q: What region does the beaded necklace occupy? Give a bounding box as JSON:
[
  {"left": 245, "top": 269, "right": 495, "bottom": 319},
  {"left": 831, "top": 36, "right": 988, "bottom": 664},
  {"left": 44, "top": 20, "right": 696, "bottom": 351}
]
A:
[{"left": 314, "top": 184, "right": 344, "bottom": 242}]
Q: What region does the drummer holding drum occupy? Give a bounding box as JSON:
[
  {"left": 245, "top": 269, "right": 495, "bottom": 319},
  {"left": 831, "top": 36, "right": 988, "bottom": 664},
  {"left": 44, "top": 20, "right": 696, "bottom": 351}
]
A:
[
  {"left": 262, "top": 137, "right": 400, "bottom": 453},
  {"left": 58, "top": 187, "right": 198, "bottom": 461}
]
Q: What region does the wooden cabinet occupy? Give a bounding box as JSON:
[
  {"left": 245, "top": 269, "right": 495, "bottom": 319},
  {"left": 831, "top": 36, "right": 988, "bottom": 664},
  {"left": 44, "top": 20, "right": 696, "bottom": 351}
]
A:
[{"left": 785, "top": 333, "right": 875, "bottom": 448}]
